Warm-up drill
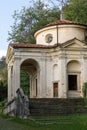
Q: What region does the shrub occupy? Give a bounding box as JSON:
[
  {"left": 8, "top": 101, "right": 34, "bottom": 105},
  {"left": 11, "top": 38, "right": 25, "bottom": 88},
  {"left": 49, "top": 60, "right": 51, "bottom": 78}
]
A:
[{"left": 83, "top": 82, "right": 87, "bottom": 98}]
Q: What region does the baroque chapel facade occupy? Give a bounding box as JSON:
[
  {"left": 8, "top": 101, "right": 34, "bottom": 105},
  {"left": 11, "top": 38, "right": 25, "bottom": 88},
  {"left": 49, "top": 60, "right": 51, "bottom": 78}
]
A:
[{"left": 6, "top": 20, "right": 87, "bottom": 102}]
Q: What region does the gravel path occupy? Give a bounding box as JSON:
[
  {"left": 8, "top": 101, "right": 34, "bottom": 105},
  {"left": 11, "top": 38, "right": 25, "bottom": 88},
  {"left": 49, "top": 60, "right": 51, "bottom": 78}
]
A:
[{"left": 0, "top": 117, "right": 29, "bottom": 130}]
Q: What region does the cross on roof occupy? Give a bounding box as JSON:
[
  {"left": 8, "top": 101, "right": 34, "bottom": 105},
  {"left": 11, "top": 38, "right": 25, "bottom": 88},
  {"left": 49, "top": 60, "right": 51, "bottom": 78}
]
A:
[{"left": 59, "top": 0, "right": 67, "bottom": 8}]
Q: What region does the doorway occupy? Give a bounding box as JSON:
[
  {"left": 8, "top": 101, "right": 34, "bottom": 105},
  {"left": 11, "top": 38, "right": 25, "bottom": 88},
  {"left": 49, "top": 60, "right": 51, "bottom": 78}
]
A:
[
  {"left": 53, "top": 82, "right": 58, "bottom": 97},
  {"left": 67, "top": 60, "right": 81, "bottom": 97},
  {"left": 68, "top": 75, "right": 77, "bottom": 90}
]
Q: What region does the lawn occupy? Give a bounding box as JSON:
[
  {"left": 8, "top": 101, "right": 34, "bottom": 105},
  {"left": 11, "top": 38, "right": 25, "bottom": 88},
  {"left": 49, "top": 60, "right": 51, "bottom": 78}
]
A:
[{"left": 0, "top": 114, "right": 87, "bottom": 130}]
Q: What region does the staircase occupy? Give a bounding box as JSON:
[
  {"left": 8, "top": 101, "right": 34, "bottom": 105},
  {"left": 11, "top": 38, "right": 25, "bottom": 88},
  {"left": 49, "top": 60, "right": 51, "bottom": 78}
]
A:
[{"left": 29, "top": 98, "right": 87, "bottom": 116}]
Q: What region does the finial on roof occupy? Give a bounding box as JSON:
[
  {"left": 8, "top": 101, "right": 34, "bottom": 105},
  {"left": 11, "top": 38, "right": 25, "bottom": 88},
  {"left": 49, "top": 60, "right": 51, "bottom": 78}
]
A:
[
  {"left": 60, "top": 10, "right": 65, "bottom": 20},
  {"left": 60, "top": 0, "right": 65, "bottom": 20}
]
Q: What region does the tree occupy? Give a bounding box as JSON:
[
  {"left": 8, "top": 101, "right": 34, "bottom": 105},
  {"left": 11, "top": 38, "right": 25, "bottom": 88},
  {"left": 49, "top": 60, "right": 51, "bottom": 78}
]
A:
[
  {"left": 1, "top": 68, "right": 7, "bottom": 88},
  {"left": 0, "top": 57, "right": 7, "bottom": 87},
  {"left": 8, "top": 0, "right": 60, "bottom": 44},
  {"left": 0, "top": 80, "right": 7, "bottom": 101},
  {"left": 50, "top": 0, "right": 87, "bottom": 24},
  {"left": 0, "top": 57, "right": 7, "bottom": 101},
  {"left": 63, "top": 0, "right": 87, "bottom": 24}
]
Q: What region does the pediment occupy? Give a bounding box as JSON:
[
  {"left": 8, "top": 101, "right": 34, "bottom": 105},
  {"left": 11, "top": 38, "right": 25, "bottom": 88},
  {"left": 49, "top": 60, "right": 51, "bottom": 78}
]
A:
[{"left": 61, "top": 38, "right": 85, "bottom": 48}]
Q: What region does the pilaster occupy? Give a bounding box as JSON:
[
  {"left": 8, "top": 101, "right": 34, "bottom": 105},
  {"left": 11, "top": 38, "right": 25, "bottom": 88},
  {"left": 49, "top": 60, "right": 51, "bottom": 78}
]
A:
[
  {"left": 40, "top": 54, "right": 47, "bottom": 97},
  {"left": 59, "top": 55, "right": 67, "bottom": 98},
  {"left": 8, "top": 65, "right": 12, "bottom": 101}
]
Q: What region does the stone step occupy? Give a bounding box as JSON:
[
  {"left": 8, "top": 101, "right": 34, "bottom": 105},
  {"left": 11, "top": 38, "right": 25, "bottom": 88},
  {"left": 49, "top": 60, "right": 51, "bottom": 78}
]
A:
[
  {"left": 29, "top": 98, "right": 87, "bottom": 116},
  {"left": 30, "top": 98, "right": 85, "bottom": 106},
  {"left": 30, "top": 107, "right": 87, "bottom": 116}
]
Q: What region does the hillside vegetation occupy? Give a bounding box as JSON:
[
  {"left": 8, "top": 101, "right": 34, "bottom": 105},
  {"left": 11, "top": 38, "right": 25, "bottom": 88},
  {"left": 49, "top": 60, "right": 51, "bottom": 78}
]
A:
[{"left": 0, "top": 57, "right": 7, "bottom": 101}]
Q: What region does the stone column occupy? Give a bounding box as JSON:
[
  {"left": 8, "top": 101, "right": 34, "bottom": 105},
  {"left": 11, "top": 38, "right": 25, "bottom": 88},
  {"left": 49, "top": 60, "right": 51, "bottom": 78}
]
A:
[{"left": 13, "top": 58, "right": 20, "bottom": 98}]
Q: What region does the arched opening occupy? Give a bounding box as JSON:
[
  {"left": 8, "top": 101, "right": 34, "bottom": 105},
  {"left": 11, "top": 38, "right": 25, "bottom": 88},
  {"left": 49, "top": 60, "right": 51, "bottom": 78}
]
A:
[
  {"left": 67, "top": 60, "right": 81, "bottom": 97},
  {"left": 20, "top": 59, "right": 40, "bottom": 98}
]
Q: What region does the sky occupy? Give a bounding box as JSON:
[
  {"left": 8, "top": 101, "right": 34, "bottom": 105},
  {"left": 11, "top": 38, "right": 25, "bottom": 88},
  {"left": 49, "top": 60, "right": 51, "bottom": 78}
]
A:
[{"left": 0, "top": 0, "right": 30, "bottom": 58}]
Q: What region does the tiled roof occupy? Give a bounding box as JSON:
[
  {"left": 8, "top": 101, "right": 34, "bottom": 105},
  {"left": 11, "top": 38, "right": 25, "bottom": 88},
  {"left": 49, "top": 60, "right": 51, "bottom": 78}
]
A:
[
  {"left": 45, "top": 20, "right": 87, "bottom": 27},
  {"left": 9, "top": 43, "right": 59, "bottom": 49}
]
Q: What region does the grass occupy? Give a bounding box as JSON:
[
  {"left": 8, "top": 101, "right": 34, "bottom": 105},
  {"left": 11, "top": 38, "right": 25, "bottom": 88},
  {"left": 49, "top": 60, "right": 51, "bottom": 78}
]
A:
[{"left": 0, "top": 114, "right": 87, "bottom": 130}]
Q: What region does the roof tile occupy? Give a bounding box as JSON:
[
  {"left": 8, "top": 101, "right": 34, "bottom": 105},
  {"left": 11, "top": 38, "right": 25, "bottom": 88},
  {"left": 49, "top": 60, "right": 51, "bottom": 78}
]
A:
[
  {"left": 9, "top": 43, "right": 59, "bottom": 49},
  {"left": 46, "top": 20, "right": 87, "bottom": 27}
]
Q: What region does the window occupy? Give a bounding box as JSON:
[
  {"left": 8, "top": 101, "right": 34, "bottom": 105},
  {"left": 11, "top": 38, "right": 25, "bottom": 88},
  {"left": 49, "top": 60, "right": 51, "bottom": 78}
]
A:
[{"left": 45, "top": 34, "right": 53, "bottom": 43}]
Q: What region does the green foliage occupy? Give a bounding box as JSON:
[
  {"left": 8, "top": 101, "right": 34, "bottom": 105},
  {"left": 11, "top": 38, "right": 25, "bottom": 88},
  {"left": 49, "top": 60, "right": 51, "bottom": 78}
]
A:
[
  {"left": 64, "top": 0, "right": 87, "bottom": 24},
  {"left": 20, "top": 70, "right": 30, "bottom": 96},
  {"left": 0, "top": 57, "right": 7, "bottom": 101},
  {"left": 8, "top": 0, "right": 60, "bottom": 44},
  {"left": 0, "top": 99, "right": 7, "bottom": 113},
  {"left": 1, "top": 68, "right": 8, "bottom": 87},
  {"left": 83, "top": 82, "right": 87, "bottom": 98},
  {"left": 0, "top": 81, "right": 7, "bottom": 101},
  {"left": 0, "top": 57, "right": 6, "bottom": 73}
]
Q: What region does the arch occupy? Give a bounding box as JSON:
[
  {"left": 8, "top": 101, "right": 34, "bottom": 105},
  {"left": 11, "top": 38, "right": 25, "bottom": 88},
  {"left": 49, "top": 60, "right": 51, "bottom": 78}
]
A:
[
  {"left": 20, "top": 58, "right": 40, "bottom": 72},
  {"left": 20, "top": 58, "right": 40, "bottom": 98},
  {"left": 67, "top": 60, "right": 80, "bottom": 72}
]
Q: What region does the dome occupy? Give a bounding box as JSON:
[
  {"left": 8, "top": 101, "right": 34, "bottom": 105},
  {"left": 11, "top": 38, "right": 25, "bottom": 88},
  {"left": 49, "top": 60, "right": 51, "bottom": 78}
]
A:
[{"left": 34, "top": 20, "right": 87, "bottom": 46}]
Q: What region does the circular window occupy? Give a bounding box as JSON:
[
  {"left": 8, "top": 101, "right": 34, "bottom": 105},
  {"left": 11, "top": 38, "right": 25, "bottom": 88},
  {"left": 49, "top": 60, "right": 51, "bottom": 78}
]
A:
[{"left": 46, "top": 34, "right": 53, "bottom": 43}]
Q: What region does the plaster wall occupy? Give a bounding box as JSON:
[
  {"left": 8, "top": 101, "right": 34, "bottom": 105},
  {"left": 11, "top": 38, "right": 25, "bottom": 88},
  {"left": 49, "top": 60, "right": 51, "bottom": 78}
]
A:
[
  {"left": 35, "top": 25, "right": 86, "bottom": 45},
  {"left": 58, "top": 25, "right": 85, "bottom": 43}
]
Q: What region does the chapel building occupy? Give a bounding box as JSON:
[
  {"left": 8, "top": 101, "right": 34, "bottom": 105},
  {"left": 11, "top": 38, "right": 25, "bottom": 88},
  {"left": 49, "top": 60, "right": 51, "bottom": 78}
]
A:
[{"left": 6, "top": 19, "right": 87, "bottom": 102}]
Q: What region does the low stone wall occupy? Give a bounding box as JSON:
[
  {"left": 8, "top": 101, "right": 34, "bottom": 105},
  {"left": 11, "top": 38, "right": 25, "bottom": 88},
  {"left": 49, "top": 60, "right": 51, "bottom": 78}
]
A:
[
  {"left": 3, "top": 88, "right": 30, "bottom": 118},
  {"left": 3, "top": 98, "right": 16, "bottom": 116}
]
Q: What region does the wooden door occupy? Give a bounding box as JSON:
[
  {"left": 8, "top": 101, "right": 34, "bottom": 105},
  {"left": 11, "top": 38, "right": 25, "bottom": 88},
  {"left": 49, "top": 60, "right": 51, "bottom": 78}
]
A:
[{"left": 53, "top": 83, "right": 58, "bottom": 97}]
